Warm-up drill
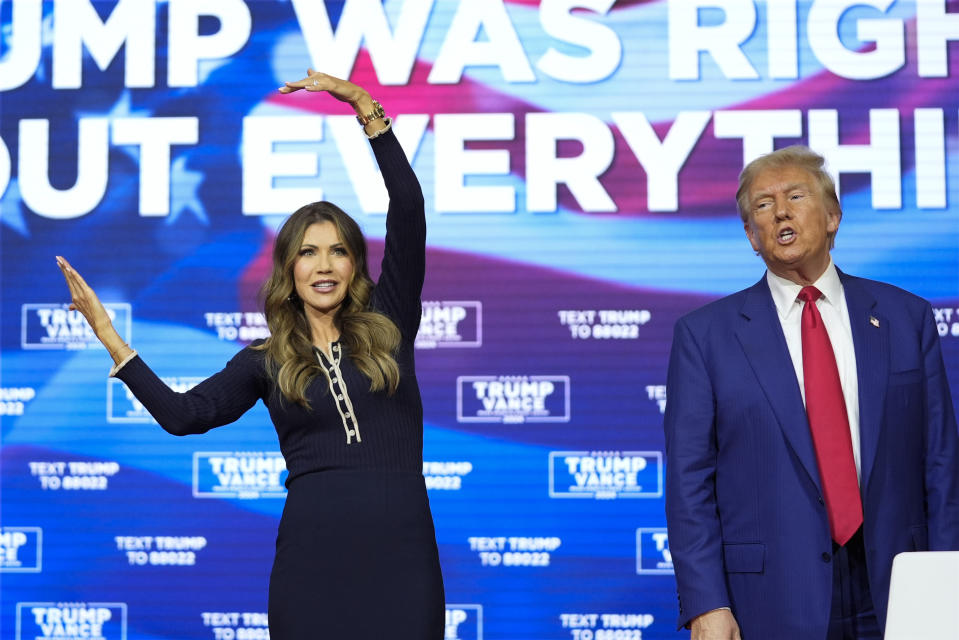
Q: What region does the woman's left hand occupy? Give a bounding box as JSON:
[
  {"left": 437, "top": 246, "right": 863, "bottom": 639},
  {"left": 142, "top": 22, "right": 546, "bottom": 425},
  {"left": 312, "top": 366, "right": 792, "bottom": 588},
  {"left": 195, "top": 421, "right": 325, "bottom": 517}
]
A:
[
  {"left": 279, "top": 69, "right": 387, "bottom": 135},
  {"left": 279, "top": 68, "right": 369, "bottom": 104}
]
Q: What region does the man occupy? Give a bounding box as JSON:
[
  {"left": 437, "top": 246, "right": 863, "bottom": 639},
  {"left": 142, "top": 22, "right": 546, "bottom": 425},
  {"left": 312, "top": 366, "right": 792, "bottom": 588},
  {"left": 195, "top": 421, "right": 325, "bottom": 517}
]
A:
[{"left": 663, "top": 145, "right": 959, "bottom": 639}]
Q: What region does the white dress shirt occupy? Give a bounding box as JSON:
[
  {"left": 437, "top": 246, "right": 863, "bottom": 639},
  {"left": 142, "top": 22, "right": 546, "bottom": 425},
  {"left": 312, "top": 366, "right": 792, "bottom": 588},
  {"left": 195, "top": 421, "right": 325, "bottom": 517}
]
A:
[{"left": 766, "top": 259, "right": 862, "bottom": 483}]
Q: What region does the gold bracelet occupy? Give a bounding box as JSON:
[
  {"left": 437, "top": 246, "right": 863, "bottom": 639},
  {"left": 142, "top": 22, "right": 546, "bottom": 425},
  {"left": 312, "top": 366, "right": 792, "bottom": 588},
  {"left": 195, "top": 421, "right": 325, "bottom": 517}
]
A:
[{"left": 356, "top": 99, "right": 385, "bottom": 126}]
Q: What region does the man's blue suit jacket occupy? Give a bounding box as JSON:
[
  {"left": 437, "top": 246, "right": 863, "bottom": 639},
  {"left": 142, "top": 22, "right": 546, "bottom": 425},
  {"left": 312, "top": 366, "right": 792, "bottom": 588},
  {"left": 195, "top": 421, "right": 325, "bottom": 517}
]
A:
[{"left": 663, "top": 270, "right": 959, "bottom": 639}]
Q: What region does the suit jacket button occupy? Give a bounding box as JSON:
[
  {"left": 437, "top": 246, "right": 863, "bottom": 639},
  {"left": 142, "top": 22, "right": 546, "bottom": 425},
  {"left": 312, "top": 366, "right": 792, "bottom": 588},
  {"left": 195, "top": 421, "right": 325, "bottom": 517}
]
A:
[
  {"left": 821, "top": 552, "right": 831, "bottom": 562},
  {"left": 818, "top": 495, "right": 825, "bottom": 505}
]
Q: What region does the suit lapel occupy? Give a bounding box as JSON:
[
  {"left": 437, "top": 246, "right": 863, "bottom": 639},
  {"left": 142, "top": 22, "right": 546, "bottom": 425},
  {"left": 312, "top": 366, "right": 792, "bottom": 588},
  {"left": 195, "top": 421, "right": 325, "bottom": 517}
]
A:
[
  {"left": 839, "top": 270, "right": 887, "bottom": 492},
  {"left": 735, "top": 277, "right": 823, "bottom": 493}
]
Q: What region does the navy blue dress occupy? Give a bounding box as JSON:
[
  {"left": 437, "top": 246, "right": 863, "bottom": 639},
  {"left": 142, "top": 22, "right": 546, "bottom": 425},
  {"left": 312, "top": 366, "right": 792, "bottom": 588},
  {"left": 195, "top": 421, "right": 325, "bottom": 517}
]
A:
[{"left": 115, "top": 127, "right": 444, "bottom": 639}]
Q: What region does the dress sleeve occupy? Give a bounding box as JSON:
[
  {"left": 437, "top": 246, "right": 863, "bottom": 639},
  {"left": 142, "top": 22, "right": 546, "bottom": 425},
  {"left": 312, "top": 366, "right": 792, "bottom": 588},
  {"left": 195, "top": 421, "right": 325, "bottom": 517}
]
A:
[
  {"left": 114, "top": 347, "right": 266, "bottom": 436},
  {"left": 368, "top": 124, "right": 426, "bottom": 341}
]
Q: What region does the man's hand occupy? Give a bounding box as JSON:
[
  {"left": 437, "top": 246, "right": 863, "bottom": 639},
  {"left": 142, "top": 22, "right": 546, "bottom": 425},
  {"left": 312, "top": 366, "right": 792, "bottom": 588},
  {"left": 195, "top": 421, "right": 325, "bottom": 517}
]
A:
[{"left": 690, "top": 608, "right": 741, "bottom": 640}]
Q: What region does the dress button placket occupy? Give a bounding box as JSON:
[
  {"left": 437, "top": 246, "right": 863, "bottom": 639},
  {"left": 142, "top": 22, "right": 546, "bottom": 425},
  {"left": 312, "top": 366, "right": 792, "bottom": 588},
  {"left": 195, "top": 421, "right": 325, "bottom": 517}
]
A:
[{"left": 315, "top": 344, "right": 361, "bottom": 444}]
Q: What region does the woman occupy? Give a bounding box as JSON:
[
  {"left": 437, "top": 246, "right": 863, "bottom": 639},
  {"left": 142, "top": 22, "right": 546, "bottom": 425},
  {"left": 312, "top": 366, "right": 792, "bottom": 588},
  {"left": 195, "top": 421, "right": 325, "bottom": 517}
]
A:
[{"left": 57, "top": 71, "right": 445, "bottom": 639}]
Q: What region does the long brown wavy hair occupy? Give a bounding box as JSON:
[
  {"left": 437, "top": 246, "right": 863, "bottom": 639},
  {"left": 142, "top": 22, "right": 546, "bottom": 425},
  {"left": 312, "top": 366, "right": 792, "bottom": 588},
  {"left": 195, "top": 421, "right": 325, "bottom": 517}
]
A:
[{"left": 254, "top": 202, "right": 401, "bottom": 407}]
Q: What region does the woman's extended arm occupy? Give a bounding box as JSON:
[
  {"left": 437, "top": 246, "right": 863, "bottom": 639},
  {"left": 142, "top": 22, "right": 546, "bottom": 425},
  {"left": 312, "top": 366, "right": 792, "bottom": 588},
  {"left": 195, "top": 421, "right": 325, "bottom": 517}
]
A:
[{"left": 56, "top": 256, "right": 264, "bottom": 435}]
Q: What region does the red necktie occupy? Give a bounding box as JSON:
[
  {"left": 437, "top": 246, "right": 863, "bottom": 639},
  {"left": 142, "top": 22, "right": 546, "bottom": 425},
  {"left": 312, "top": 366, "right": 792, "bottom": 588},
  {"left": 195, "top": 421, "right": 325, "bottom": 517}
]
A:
[{"left": 798, "top": 286, "right": 863, "bottom": 545}]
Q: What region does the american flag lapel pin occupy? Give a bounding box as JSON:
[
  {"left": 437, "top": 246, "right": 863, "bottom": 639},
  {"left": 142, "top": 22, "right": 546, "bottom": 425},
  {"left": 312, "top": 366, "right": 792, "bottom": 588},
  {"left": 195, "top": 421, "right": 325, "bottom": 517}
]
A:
[{"left": 869, "top": 316, "right": 880, "bottom": 328}]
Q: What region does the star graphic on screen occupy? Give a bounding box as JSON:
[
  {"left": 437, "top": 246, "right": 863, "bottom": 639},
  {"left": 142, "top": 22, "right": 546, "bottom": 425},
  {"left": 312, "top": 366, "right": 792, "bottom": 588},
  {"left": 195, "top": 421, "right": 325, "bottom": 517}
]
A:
[
  {"left": 97, "top": 91, "right": 155, "bottom": 165},
  {"left": 34, "top": 13, "right": 55, "bottom": 83},
  {"left": 0, "top": 180, "right": 30, "bottom": 237},
  {"left": 0, "top": 18, "right": 11, "bottom": 51},
  {"left": 105, "top": 89, "right": 153, "bottom": 121},
  {"left": 167, "top": 155, "right": 208, "bottom": 225}
]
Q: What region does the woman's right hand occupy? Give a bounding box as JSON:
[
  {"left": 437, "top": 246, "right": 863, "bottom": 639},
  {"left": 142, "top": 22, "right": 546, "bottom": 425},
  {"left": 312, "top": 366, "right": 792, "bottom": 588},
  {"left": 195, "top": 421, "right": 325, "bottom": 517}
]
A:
[
  {"left": 57, "top": 256, "right": 113, "bottom": 333},
  {"left": 57, "top": 256, "right": 132, "bottom": 364}
]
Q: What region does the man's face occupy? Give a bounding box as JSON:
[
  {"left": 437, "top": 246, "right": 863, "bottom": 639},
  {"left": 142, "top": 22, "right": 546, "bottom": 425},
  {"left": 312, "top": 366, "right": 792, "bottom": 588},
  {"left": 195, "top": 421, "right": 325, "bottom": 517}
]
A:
[{"left": 743, "top": 165, "right": 840, "bottom": 285}]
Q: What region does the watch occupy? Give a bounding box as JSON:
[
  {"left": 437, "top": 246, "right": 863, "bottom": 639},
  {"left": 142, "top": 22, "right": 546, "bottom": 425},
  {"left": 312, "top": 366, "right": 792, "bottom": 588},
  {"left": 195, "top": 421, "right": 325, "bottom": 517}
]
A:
[{"left": 356, "top": 100, "right": 385, "bottom": 126}]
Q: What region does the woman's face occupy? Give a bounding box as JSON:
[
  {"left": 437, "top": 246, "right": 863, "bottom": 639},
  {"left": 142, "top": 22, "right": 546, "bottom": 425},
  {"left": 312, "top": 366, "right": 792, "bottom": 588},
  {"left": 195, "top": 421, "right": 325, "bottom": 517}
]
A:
[{"left": 292, "top": 221, "right": 354, "bottom": 318}]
